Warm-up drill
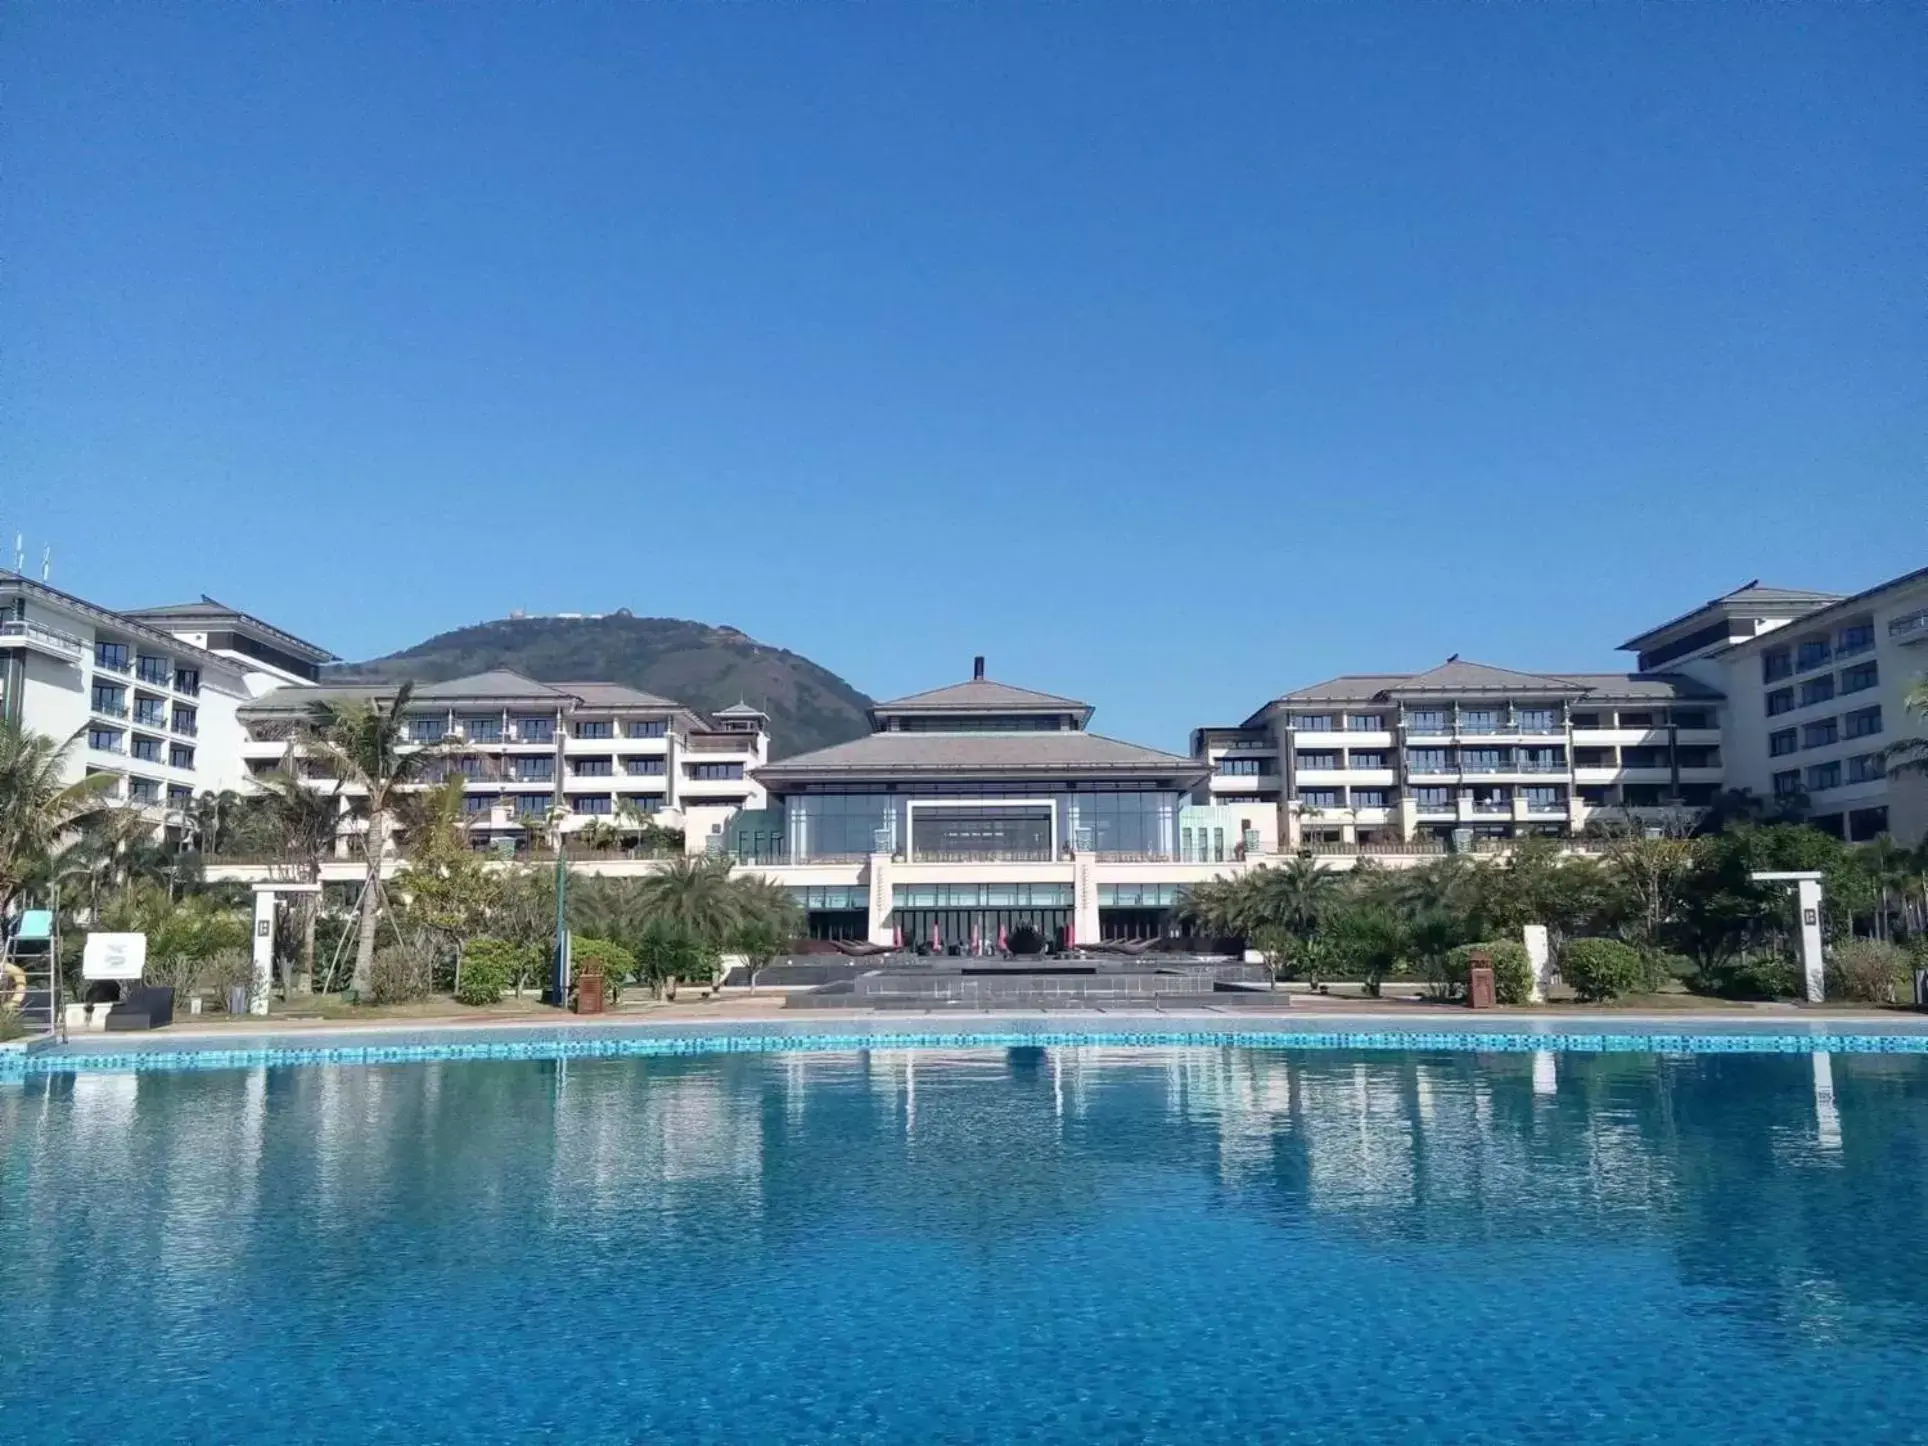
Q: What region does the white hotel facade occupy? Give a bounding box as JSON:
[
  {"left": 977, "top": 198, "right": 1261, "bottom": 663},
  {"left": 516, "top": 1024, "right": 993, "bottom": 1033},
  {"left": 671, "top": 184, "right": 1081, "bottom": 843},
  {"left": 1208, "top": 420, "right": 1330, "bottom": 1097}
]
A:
[{"left": 5, "top": 562, "right": 1924, "bottom": 945}]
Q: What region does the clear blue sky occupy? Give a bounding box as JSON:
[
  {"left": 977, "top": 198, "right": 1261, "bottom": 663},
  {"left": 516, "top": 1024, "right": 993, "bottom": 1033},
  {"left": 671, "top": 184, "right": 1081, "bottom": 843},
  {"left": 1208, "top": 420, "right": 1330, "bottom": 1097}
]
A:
[{"left": 4, "top": 2, "right": 1922, "bottom": 749}]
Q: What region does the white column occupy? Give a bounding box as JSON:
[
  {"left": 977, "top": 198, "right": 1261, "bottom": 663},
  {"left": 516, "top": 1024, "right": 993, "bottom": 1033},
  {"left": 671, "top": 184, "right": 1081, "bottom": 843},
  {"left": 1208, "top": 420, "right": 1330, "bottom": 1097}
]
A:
[
  {"left": 1522, "top": 924, "right": 1551, "bottom": 1004},
  {"left": 249, "top": 888, "right": 276, "bottom": 1015},
  {"left": 1797, "top": 878, "right": 1825, "bottom": 1003},
  {"left": 1073, "top": 852, "right": 1099, "bottom": 946},
  {"left": 867, "top": 852, "right": 895, "bottom": 947}
]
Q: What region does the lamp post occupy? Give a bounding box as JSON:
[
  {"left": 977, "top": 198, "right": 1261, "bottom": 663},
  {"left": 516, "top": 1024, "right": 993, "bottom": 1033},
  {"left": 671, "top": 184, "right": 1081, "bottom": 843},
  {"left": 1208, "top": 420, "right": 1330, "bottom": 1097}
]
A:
[
  {"left": 550, "top": 808, "right": 571, "bottom": 1007},
  {"left": 1751, "top": 870, "right": 1826, "bottom": 1003}
]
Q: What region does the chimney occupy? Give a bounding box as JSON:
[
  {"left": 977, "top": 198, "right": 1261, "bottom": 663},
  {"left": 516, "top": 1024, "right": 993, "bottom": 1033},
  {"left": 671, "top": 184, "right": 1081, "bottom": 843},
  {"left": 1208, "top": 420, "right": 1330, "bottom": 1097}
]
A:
[{"left": 972, "top": 655, "right": 985, "bottom": 680}]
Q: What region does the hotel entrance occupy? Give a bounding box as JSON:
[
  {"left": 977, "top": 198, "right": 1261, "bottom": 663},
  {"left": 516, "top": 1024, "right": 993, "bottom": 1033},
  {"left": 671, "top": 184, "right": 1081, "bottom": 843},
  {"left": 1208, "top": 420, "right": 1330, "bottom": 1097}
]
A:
[{"left": 891, "top": 882, "right": 1074, "bottom": 953}]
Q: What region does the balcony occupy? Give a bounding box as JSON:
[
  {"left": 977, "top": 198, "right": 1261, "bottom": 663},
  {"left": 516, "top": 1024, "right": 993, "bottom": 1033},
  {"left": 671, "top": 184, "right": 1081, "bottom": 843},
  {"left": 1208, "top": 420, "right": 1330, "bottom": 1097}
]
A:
[
  {"left": 91, "top": 701, "right": 129, "bottom": 720},
  {"left": 0, "top": 618, "right": 85, "bottom": 662},
  {"left": 1890, "top": 609, "right": 1928, "bottom": 644},
  {"left": 687, "top": 734, "right": 749, "bottom": 752},
  {"left": 136, "top": 662, "right": 172, "bottom": 688},
  {"left": 171, "top": 720, "right": 199, "bottom": 738}
]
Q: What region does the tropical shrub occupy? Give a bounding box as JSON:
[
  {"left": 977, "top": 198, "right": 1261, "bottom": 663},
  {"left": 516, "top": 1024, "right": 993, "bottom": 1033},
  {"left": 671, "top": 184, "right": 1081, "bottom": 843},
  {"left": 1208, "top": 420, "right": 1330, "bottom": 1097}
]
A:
[
  {"left": 0, "top": 1007, "right": 24, "bottom": 1042},
  {"left": 455, "top": 937, "right": 526, "bottom": 1007},
  {"left": 1006, "top": 924, "right": 1046, "bottom": 956},
  {"left": 1640, "top": 950, "right": 1696, "bottom": 992},
  {"left": 573, "top": 935, "right": 637, "bottom": 1002},
  {"left": 367, "top": 940, "right": 434, "bottom": 1005},
  {"left": 1445, "top": 941, "right": 1535, "bottom": 1006},
  {"left": 1827, "top": 939, "right": 1911, "bottom": 1004},
  {"left": 1559, "top": 937, "right": 1647, "bottom": 1002},
  {"left": 1702, "top": 954, "right": 1802, "bottom": 1001}
]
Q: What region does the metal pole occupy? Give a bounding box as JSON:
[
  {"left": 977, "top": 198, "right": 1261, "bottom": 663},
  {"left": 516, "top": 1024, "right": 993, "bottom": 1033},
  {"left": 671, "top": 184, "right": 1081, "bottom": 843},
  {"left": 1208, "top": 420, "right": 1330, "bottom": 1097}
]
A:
[{"left": 552, "top": 833, "right": 569, "bottom": 1006}]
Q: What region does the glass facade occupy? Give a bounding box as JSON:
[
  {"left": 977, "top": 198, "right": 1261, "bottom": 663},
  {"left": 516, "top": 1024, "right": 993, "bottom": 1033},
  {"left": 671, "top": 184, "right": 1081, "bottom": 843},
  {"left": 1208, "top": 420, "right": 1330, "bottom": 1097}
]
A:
[
  {"left": 1064, "top": 792, "right": 1175, "bottom": 856},
  {"left": 912, "top": 805, "right": 1053, "bottom": 862},
  {"left": 789, "top": 792, "right": 898, "bottom": 859}
]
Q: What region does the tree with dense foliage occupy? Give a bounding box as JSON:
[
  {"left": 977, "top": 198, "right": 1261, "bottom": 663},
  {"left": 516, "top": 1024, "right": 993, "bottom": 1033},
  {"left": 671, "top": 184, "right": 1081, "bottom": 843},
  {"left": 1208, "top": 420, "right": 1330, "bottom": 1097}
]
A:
[
  {"left": 243, "top": 770, "right": 345, "bottom": 992},
  {"left": 302, "top": 680, "right": 446, "bottom": 1000},
  {"left": 0, "top": 719, "right": 115, "bottom": 913},
  {"left": 1885, "top": 674, "right": 1928, "bottom": 780}
]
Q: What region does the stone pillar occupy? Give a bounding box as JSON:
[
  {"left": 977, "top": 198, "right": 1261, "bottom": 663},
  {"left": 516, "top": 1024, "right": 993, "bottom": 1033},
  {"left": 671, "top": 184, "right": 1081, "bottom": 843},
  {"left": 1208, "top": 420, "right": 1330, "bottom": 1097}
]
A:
[
  {"left": 1797, "top": 877, "right": 1825, "bottom": 1003},
  {"left": 866, "top": 852, "right": 895, "bottom": 947},
  {"left": 1072, "top": 851, "right": 1099, "bottom": 946},
  {"left": 250, "top": 888, "right": 276, "bottom": 1016},
  {"left": 1397, "top": 796, "right": 1418, "bottom": 843},
  {"left": 1284, "top": 807, "right": 1303, "bottom": 849},
  {"left": 1522, "top": 924, "right": 1551, "bottom": 1004}
]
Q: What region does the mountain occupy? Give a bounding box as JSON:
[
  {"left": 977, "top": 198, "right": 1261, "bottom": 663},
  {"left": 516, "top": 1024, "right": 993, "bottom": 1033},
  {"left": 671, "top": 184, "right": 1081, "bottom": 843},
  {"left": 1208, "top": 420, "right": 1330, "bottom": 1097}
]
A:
[{"left": 332, "top": 614, "right": 873, "bottom": 757}]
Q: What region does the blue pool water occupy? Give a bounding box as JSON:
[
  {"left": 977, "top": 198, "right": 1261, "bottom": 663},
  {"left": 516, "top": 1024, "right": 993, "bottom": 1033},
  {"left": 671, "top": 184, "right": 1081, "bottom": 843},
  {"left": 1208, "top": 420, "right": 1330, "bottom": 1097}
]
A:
[{"left": 5, "top": 1045, "right": 1927, "bottom": 1443}]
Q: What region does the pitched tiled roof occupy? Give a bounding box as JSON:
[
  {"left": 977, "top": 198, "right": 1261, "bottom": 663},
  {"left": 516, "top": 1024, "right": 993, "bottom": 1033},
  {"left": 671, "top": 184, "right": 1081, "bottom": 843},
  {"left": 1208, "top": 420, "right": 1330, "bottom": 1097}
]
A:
[
  {"left": 871, "top": 678, "right": 1089, "bottom": 713},
  {"left": 756, "top": 730, "right": 1203, "bottom": 780},
  {"left": 415, "top": 671, "right": 571, "bottom": 701},
  {"left": 1618, "top": 579, "right": 1844, "bottom": 650},
  {"left": 551, "top": 681, "right": 683, "bottom": 710},
  {"left": 1384, "top": 660, "right": 1589, "bottom": 695},
  {"left": 122, "top": 595, "right": 339, "bottom": 661},
  {"left": 714, "top": 702, "right": 768, "bottom": 718},
  {"left": 1553, "top": 672, "right": 1724, "bottom": 701}
]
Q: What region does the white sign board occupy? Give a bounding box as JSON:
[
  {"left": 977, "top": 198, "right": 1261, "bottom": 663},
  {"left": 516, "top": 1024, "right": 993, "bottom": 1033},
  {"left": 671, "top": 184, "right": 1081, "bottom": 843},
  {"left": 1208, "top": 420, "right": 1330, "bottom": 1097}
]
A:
[{"left": 83, "top": 932, "right": 148, "bottom": 981}]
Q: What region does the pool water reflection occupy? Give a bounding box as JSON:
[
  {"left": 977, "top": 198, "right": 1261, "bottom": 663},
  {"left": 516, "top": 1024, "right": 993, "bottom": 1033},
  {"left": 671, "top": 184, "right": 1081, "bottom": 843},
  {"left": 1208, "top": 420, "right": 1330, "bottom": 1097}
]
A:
[{"left": 4, "top": 1047, "right": 1926, "bottom": 1443}]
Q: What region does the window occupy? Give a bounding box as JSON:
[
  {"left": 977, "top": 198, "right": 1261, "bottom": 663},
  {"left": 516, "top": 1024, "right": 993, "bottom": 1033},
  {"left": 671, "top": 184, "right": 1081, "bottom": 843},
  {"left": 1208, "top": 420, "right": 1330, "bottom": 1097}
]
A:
[
  {"left": 174, "top": 666, "right": 200, "bottom": 696},
  {"left": 1762, "top": 647, "right": 1792, "bottom": 683},
  {"left": 136, "top": 655, "right": 171, "bottom": 686},
  {"left": 1846, "top": 753, "right": 1884, "bottom": 784},
  {"left": 1523, "top": 786, "right": 1564, "bottom": 810},
  {"left": 91, "top": 683, "right": 127, "bottom": 716},
  {"left": 516, "top": 795, "right": 553, "bottom": 817},
  {"left": 1348, "top": 752, "right": 1387, "bottom": 769},
  {"left": 1841, "top": 660, "right": 1878, "bottom": 695},
  {"left": 1766, "top": 687, "right": 1794, "bottom": 716},
  {"left": 1621, "top": 747, "right": 1664, "bottom": 769},
  {"left": 1213, "top": 828, "right": 1225, "bottom": 863},
  {"left": 171, "top": 704, "right": 197, "bottom": 736},
  {"left": 88, "top": 727, "right": 124, "bottom": 754},
  {"left": 134, "top": 696, "right": 166, "bottom": 726},
  {"left": 1219, "top": 757, "right": 1266, "bottom": 775},
  {"left": 517, "top": 717, "right": 555, "bottom": 743},
  {"left": 1290, "top": 713, "right": 1334, "bottom": 731},
  {"left": 1460, "top": 709, "right": 1497, "bottom": 734},
  {"left": 623, "top": 757, "right": 665, "bottom": 775},
  {"left": 128, "top": 777, "right": 160, "bottom": 805},
  {"left": 1351, "top": 789, "right": 1387, "bottom": 808},
  {"left": 1298, "top": 789, "right": 1339, "bottom": 808},
  {"left": 1799, "top": 677, "right": 1835, "bottom": 707},
  {"left": 569, "top": 794, "right": 613, "bottom": 815},
  {"left": 128, "top": 735, "right": 161, "bottom": 763},
  {"left": 1406, "top": 749, "right": 1451, "bottom": 773},
  {"left": 95, "top": 640, "right": 130, "bottom": 672},
  {"left": 625, "top": 719, "right": 667, "bottom": 739},
  {"left": 687, "top": 762, "right": 744, "bottom": 780},
  {"left": 1795, "top": 638, "right": 1831, "bottom": 672},
  {"left": 409, "top": 718, "right": 446, "bottom": 743},
  {"left": 572, "top": 758, "right": 613, "bottom": 777},
  {"left": 1806, "top": 761, "right": 1841, "bottom": 792},
  {"left": 576, "top": 720, "right": 613, "bottom": 739},
  {"left": 1619, "top": 711, "right": 1656, "bottom": 728},
  {"left": 1569, "top": 712, "right": 1601, "bottom": 729},
  {"left": 1517, "top": 708, "right": 1557, "bottom": 732},
  {"left": 515, "top": 759, "right": 555, "bottom": 781},
  {"left": 1406, "top": 709, "right": 1448, "bottom": 734},
  {"left": 1294, "top": 753, "right": 1337, "bottom": 772},
  {"left": 1671, "top": 709, "right": 1710, "bottom": 730},
  {"left": 1844, "top": 706, "right": 1882, "bottom": 740},
  {"left": 1803, "top": 719, "right": 1837, "bottom": 749},
  {"left": 1772, "top": 770, "right": 1801, "bottom": 798},
  {"left": 1344, "top": 713, "right": 1384, "bottom": 732},
  {"left": 1838, "top": 622, "right": 1875, "bottom": 656},
  {"left": 1848, "top": 806, "right": 1889, "bottom": 842},
  {"left": 463, "top": 715, "right": 503, "bottom": 743},
  {"left": 462, "top": 793, "right": 497, "bottom": 815},
  {"left": 1521, "top": 748, "right": 1565, "bottom": 771},
  {"left": 1412, "top": 786, "right": 1452, "bottom": 808},
  {"left": 168, "top": 785, "right": 192, "bottom": 809},
  {"left": 1461, "top": 748, "right": 1506, "bottom": 772},
  {"left": 1180, "top": 827, "right": 1192, "bottom": 860},
  {"left": 169, "top": 744, "right": 195, "bottom": 769},
  {"left": 1769, "top": 728, "right": 1798, "bottom": 757}
]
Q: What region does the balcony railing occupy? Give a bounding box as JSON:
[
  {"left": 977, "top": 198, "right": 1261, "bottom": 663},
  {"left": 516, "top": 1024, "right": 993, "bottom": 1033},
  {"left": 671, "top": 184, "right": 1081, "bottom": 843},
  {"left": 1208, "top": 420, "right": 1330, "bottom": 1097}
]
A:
[
  {"left": 92, "top": 701, "right": 129, "bottom": 719},
  {"left": 0, "top": 618, "right": 86, "bottom": 660},
  {"left": 1890, "top": 609, "right": 1928, "bottom": 642},
  {"left": 909, "top": 849, "right": 1057, "bottom": 864},
  {"left": 687, "top": 735, "right": 749, "bottom": 752},
  {"left": 172, "top": 721, "right": 198, "bottom": 738}
]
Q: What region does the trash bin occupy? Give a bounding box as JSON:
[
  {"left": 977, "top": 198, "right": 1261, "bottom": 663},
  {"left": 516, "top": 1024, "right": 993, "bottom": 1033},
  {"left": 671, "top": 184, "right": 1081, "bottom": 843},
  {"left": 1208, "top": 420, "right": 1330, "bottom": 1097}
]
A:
[
  {"left": 225, "top": 985, "right": 248, "bottom": 1015},
  {"left": 1915, "top": 968, "right": 1928, "bottom": 1011},
  {"left": 575, "top": 973, "right": 605, "bottom": 1015},
  {"left": 1467, "top": 950, "right": 1496, "bottom": 1010}
]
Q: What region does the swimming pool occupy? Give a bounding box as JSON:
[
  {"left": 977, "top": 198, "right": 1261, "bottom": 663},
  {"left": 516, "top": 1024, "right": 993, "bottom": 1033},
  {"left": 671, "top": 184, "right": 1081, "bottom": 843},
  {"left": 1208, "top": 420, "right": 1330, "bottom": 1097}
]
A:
[{"left": 6, "top": 1042, "right": 1926, "bottom": 1443}]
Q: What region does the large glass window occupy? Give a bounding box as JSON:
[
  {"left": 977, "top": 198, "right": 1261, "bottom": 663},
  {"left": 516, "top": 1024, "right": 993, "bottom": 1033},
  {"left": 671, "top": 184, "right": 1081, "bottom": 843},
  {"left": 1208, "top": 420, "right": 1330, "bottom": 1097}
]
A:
[
  {"left": 1290, "top": 713, "right": 1334, "bottom": 731},
  {"left": 409, "top": 717, "right": 446, "bottom": 742},
  {"left": 518, "top": 717, "right": 555, "bottom": 742},
  {"left": 1800, "top": 677, "right": 1835, "bottom": 707},
  {"left": 1841, "top": 661, "right": 1879, "bottom": 695},
  {"left": 1406, "top": 710, "right": 1448, "bottom": 734},
  {"left": 95, "top": 640, "right": 130, "bottom": 672},
  {"left": 91, "top": 683, "right": 127, "bottom": 716},
  {"left": 1460, "top": 709, "right": 1498, "bottom": 733},
  {"left": 1066, "top": 792, "right": 1174, "bottom": 856},
  {"left": 463, "top": 715, "right": 503, "bottom": 742},
  {"left": 1406, "top": 748, "right": 1451, "bottom": 773},
  {"left": 913, "top": 805, "right": 1052, "bottom": 862},
  {"left": 136, "top": 655, "right": 171, "bottom": 686},
  {"left": 1517, "top": 708, "right": 1558, "bottom": 732},
  {"left": 793, "top": 793, "right": 898, "bottom": 859},
  {"left": 575, "top": 720, "right": 613, "bottom": 740},
  {"left": 130, "top": 735, "right": 162, "bottom": 763},
  {"left": 687, "top": 762, "right": 743, "bottom": 780},
  {"left": 625, "top": 719, "right": 666, "bottom": 739},
  {"left": 1844, "top": 706, "right": 1882, "bottom": 739}
]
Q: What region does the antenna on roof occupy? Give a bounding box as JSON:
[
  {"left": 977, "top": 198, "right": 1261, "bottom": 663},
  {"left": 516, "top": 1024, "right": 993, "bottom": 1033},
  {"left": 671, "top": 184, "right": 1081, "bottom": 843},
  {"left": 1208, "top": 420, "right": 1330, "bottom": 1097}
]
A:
[
  {"left": 13, "top": 535, "right": 21, "bottom": 572},
  {"left": 41, "top": 546, "right": 50, "bottom": 582},
  {"left": 973, "top": 655, "right": 985, "bottom": 680}
]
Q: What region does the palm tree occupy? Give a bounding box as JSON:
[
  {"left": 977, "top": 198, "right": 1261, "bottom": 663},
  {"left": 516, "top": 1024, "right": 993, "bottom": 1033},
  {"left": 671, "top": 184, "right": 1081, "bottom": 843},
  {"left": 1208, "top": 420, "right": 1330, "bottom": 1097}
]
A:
[
  {"left": 0, "top": 719, "right": 116, "bottom": 914},
  {"left": 633, "top": 854, "right": 748, "bottom": 947},
  {"left": 303, "top": 680, "right": 444, "bottom": 1000},
  {"left": 1249, "top": 856, "right": 1341, "bottom": 938},
  {"left": 1885, "top": 674, "right": 1928, "bottom": 779}
]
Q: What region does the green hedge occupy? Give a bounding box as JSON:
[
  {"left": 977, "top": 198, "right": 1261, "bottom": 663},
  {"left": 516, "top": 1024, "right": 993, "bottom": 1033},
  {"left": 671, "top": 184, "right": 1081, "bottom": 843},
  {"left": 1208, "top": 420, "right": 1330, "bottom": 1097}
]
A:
[
  {"left": 1444, "top": 941, "right": 1535, "bottom": 1005},
  {"left": 1559, "top": 937, "right": 1647, "bottom": 1002},
  {"left": 456, "top": 937, "right": 529, "bottom": 1007},
  {"left": 572, "top": 936, "right": 637, "bottom": 1002}
]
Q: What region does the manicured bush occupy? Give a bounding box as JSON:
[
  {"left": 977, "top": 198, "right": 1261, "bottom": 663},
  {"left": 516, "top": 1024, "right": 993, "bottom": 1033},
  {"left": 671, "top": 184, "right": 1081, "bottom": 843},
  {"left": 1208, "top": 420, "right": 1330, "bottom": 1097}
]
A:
[
  {"left": 1445, "top": 941, "right": 1535, "bottom": 1005},
  {"left": 1701, "top": 954, "right": 1802, "bottom": 1001},
  {"left": 1559, "top": 937, "right": 1647, "bottom": 1002},
  {"left": 572, "top": 936, "right": 637, "bottom": 1002},
  {"left": 455, "top": 937, "right": 524, "bottom": 1007},
  {"left": 1827, "top": 939, "right": 1911, "bottom": 1004},
  {"left": 368, "top": 941, "right": 434, "bottom": 1005}
]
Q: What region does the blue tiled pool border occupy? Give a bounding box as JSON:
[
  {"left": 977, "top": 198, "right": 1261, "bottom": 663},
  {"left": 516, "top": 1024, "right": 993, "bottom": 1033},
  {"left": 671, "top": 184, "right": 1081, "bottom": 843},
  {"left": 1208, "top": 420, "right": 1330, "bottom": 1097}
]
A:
[{"left": 7, "top": 1012, "right": 1928, "bottom": 1077}]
